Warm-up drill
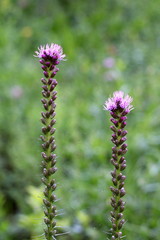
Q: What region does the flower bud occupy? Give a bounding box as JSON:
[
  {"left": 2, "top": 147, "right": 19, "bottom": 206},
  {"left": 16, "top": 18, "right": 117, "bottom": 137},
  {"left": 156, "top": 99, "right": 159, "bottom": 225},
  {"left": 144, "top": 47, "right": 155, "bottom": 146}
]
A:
[
  {"left": 43, "top": 71, "right": 49, "bottom": 78},
  {"left": 41, "top": 78, "right": 47, "bottom": 84},
  {"left": 117, "top": 213, "right": 123, "bottom": 220},
  {"left": 110, "top": 111, "right": 119, "bottom": 118},
  {"left": 121, "top": 143, "right": 127, "bottom": 150},
  {"left": 110, "top": 187, "right": 119, "bottom": 196},
  {"left": 49, "top": 167, "right": 57, "bottom": 175},
  {"left": 120, "top": 164, "right": 126, "bottom": 171},
  {"left": 44, "top": 217, "right": 50, "bottom": 225},
  {"left": 43, "top": 199, "right": 51, "bottom": 207},
  {"left": 110, "top": 125, "right": 117, "bottom": 132},
  {"left": 110, "top": 118, "right": 118, "bottom": 127},
  {"left": 50, "top": 128, "right": 56, "bottom": 135},
  {"left": 121, "top": 121, "right": 127, "bottom": 128},
  {"left": 111, "top": 170, "right": 116, "bottom": 178},
  {"left": 112, "top": 178, "right": 117, "bottom": 186},
  {"left": 120, "top": 188, "right": 126, "bottom": 197},
  {"left": 118, "top": 220, "right": 125, "bottom": 230}
]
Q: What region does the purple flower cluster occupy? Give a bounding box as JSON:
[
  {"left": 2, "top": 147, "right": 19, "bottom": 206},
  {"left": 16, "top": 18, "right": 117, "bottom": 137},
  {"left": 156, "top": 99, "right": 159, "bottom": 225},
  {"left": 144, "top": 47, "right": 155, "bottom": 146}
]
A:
[
  {"left": 104, "top": 91, "right": 133, "bottom": 239},
  {"left": 104, "top": 91, "right": 133, "bottom": 113},
  {"left": 35, "top": 43, "right": 66, "bottom": 62}
]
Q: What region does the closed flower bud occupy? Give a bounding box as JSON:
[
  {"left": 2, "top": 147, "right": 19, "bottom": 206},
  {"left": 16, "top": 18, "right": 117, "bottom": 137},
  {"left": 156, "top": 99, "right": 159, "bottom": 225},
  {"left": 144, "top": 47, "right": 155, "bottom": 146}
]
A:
[
  {"left": 42, "top": 127, "right": 47, "bottom": 134},
  {"left": 110, "top": 211, "right": 115, "bottom": 218},
  {"left": 51, "top": 184, "right": 57, "bottom": 190},
  {"left": 41, "top": 152, "right": 47, "bottom": 159},
  {"left": 120, "top": 175, "right": 126, "bottom": 181},
  {"left": 117, "top": 199, "right": 123, "bottom": 206},
  {"left": 43, "top": 71, "right": 49, "bottom": 78},
  {"left": 117, "top": 213, "right": 123, "bottom": 220},
  {"left": 120, "top": 164, "right": 127, "bottom": 171},
  {"left": 41, "top": 118, "right": 46, "bottom": 125},
  {"left": 121, "top": 130, "right": 128, "bottom": 136},
  {"left": 120, "top": 188, "right": 126, "bottom": 197},
  {"left": 119, "top": 156, "right": 125, "bottom": 163},
  {"left": 119, "top": 116, "right": 127, "bottom": 122},
  {"left": 43, "top": 199, "right": 51, "bottom": 207},
  {"left": 117, "top": 149, "right": 122, "bottom": 155},
  {"left": 111, "top": 170, "right": 116, "bottom": 178},
  {"left": 112, "top": 146, "right": 117, "bottom": 153},
  {"left": 118, "top": 220, "right": 125, "bottom": 230},
  {"left": 50, "top": 84, "right": 56, "bottom": 92},
  {"left": 119, "top": 182, "right": 125, "bottom": 189},
  {"left": 112, "top": 224, "right": 117, "bottom": 230},
  {"left": 121, "top": 121, "right": 127, "bottom": 128},
  {"left": 118, "top": 137, "right": 127, "bottom": 145},
  {"left": 112, "top": 154, "right": 117, "bottom": 160},
  {"left": 51, "top": 221, "right": 56, "bottom": 227},
  {"left": 50, "top": 194, "right": 57, "bottom": 202},
  {"left": 110, "top": 125, "right": 117, "bottom": 132},
  {"left": 112, "top": 178, "right": 117, "bottom": 186},
  {"left": 50, "top": 119, "right": 56, "bottom": 126},
  {"left": 119, "top": 205, "right": 125, "bottom": 212},
  {"left": 49, "top": 153, "right": 56, "bottom": 160},
  {"left": 110, "top": 111, "right": 119, "bottom": 118},
  {"left": 110, "top": 187, "right": 119, "bottom": 196},
  {"left": 49, "top": 167, "right": 57, "bottom": 174},
  {"left": 41, "top": 78, "right": 47, "bottom": 84},
  {"left": 111, "top": 217, "right": 115, "bottom": 223},
  {"left": 48, "top": 78, "right": 53, "bottom": 85},
  {"left": 43, "top": 103, "right": 48, "bottom": 110},
  {"left": 51, "top": 205, "right": 57, "bottom": 212},
  {"left": 122, "top": 149, "right": 128, "bottom": 155},
  {"left": 42, "top": 85, "right": 48, "bottom": 91},
  {"left": 110, "top": 118, "right": 118, "bottom": 127},
  {"left": 121, "top": 143, "right": 127, "bottom": 150},
  {"left": 41, "top": 177, "right": 47, "bottom": 185},
  {"left": 43, "top": 168, "right": 49, "bottom": 177},
  {"left": 117, "top": 173, "right": 123, "bottom": 180},
  {"left": 49, "top": 136, "right": 54, "bottom": 144},
  {"left": 39, "top": 59, "right": 45, "bottom": 64},
  {"left": 48, "top": 99, "right": 53, "bottom": 105},
  {"left": 44, "top": 217, "right": 50, "bottom": 225},
  {"left": 51, "top": 144, "right": 56, "bottom": 151},
  {"left": 117, "top": 129, "right": 122, "bottom": 136},
  {"left": 112, "top": 134, "right": 117, "bottom": 140},
  {"left": 50, "top": 128, "right": 56, "bottom": 135}
]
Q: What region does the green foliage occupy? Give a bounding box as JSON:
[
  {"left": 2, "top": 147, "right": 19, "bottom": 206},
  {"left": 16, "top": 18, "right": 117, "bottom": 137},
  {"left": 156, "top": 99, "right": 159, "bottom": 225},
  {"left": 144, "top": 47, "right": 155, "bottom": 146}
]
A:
[{"left": 0, "top": 0, "right": 160, "bottom": 239}]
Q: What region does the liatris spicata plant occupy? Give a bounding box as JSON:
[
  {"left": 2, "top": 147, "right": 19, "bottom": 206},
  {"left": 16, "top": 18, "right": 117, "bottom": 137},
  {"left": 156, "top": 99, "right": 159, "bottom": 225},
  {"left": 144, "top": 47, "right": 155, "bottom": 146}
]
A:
[
  {"left": 104, "top": 91, "right": 133, "bottom": 240},
  {"left": 34, "top": 43, "right": 66, "bottom": 240}
]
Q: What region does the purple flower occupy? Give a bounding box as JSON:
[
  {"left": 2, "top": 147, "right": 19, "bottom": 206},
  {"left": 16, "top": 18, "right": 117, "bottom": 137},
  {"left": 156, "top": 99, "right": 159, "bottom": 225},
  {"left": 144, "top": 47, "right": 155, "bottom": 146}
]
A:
[
  {"left": 103, "top": 57, "right": 115, "bottom": 68},
  {"left": 104, "top": 91, "right": 133, "bottom": 239},
  {"left": 34, "top": 43, "right": 66, "bottom": 61},
  {"left": 104, "top": 91, "right": 133, "bottom": 112},
  {"left": 35, "top": 43, "right": 66, "bottom": 239}
]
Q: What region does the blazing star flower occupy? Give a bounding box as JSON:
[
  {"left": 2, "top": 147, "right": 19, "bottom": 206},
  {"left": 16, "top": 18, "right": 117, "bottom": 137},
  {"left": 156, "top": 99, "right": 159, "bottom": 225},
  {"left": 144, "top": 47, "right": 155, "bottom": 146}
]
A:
[
  {"left": 34, "top": 43, "right": 66, "bottom": 61},
  {"left": 104, "top": 91, "right": 133, "bottom": 112},
  {"left": 104, "top": 91, "right": 133, "bottom": 240},
  {"left": 34, "top": 43, "right": 66, "bottom": 240}
]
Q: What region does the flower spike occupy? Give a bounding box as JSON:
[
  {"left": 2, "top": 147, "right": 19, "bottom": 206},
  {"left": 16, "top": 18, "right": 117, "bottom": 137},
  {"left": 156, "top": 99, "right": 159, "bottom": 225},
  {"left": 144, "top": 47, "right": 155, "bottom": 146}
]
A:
[
  {"left": 104, "top": 91, "right": 133, "bottom": 239},
  {"left": 34, "top": 43, "right": 66, "bottom": 240}
]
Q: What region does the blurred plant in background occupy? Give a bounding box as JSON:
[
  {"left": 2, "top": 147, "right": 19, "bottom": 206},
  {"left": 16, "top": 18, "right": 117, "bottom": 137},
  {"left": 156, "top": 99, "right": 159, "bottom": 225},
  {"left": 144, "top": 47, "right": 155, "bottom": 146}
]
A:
[{"left": 1, "top": 0, "right": 160, "bottom": 239}]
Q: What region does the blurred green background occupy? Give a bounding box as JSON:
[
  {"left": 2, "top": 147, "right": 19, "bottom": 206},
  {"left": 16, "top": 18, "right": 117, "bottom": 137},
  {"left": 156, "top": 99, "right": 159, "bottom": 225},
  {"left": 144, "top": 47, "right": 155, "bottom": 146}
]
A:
[{"left": 0, "top": 0, "right": 160, "bottom": 239}]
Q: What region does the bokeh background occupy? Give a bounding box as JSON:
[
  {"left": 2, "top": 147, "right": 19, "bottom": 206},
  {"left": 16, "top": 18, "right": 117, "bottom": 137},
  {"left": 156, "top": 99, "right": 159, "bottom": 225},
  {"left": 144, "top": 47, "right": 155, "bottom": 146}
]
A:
[{"left": 1, "top": 0, "right": 160, "bottom": 239}]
